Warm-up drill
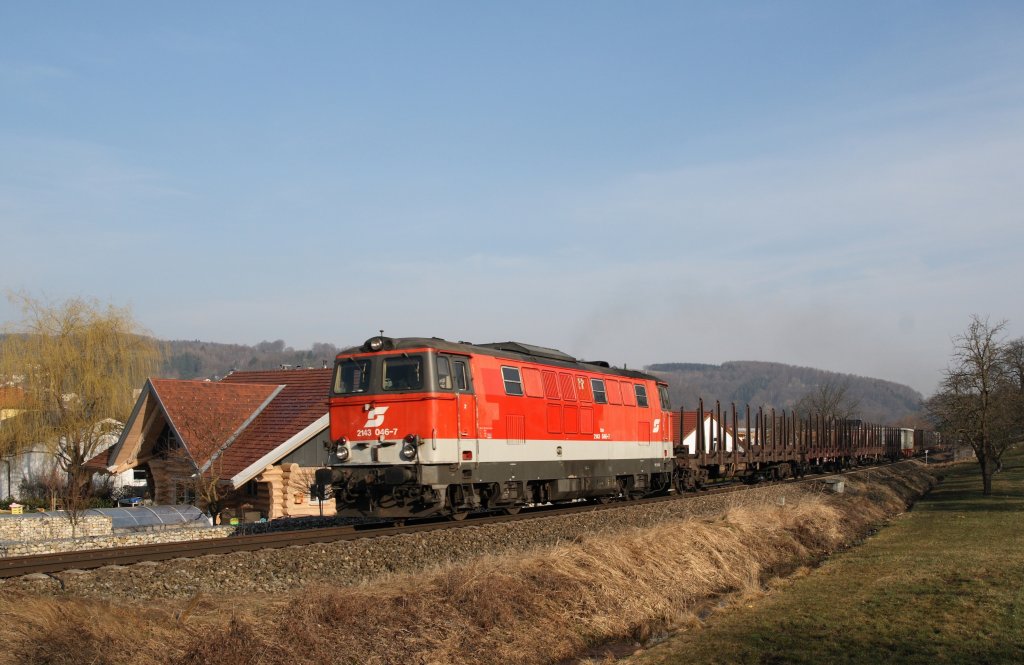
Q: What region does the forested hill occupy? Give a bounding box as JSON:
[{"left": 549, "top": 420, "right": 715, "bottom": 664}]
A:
[
  {"left": 646, "top": 361, "right": 926, "bottom": 426},
  {"left": 160, "top": 339, "right": 346, "bottom": 380}
]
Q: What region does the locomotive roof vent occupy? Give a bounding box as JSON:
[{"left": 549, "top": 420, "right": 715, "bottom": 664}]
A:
[
  {"left": 362, "top": 335, "right": 395, "bottom": 352},
  {"left": 583, "top": 360, "right": 611, "bottom": 368},
  {"left": 480, "top": 341, "right": 577, "bottom": 363}
]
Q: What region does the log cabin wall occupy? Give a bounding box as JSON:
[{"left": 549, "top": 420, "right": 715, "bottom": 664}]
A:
[{"left": 256, "top": 463, "right": 335, "bottom": 519}]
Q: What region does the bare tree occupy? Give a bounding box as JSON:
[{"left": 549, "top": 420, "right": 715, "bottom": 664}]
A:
[
  {"left": 0, "top": 293, "right": 162, "bottom": 531},
  {"left": 795, "top": 378, "right": 861, "bottom": 421},
  {"left": 172, "top": 448, "right": 229, "bottom": 525},
  {"left": 1004, "top": 338, "right": 1024, "bottom": 396},
  {"left": 927, "top": 316, "right": 1020, "bottom": 495}
]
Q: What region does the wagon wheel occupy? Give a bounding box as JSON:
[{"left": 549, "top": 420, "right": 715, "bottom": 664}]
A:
[
  {"left": 504, "top": 505, "right": 522, "bottom": 516},
  {"left": 450, "top": 510, "right": 469, "bottom": 521}
]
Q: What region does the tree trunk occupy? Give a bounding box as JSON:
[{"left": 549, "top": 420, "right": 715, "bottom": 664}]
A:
[{"left": 981, "top": 455, "right": 993, "bottom": 496}]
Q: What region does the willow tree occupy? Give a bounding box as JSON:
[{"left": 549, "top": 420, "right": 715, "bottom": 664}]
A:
[{"left": 0, "top": 294, "right": 162, "bottom": 513}]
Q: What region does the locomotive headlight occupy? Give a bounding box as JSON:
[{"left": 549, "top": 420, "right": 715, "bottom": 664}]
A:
[
  {"left": 401, "top": 434, "right": 420, "bottom": 461},
  {"left": 368, "top": 336, "right": 385, "bottom": 351},
  {"left": 326, "top": 436, "right": 345, "bottom": 455},
  {"left": 336, "top": 445, "right": 350, "bottom": 462}
]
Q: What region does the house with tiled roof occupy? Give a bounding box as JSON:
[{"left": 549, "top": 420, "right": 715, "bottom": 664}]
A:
[
  {"left": 102, "top": 368, "right": 334, "bottom": 520},
  {"left": 671, "top": 410, "right": 740, "bottom": 454}
]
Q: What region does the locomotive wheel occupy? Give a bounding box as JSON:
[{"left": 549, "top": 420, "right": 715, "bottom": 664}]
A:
[
  {"left": 504, "top": 505, "right": 522, "bottom": 516},
  {"left": 450, "top": 510, "right": 469, "bottom": 521}
]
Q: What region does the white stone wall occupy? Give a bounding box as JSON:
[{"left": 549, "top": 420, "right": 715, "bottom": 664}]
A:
[{"left": 0, "top": 514, "right": 111, "bottom": 542}]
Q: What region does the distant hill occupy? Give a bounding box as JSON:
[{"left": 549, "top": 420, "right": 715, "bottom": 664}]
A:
[
  {"left": 160, "top": 339, "right": 346, "bottom": 380},
  {"left": 158, "top": 341, "right": 926, "bottom": 426},
  {"left": 646, "top": 360, "right": 926, "bottom": 426}
]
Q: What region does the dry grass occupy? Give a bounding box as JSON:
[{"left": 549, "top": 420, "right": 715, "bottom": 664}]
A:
[
  {"left": 0, "top": 465, "right": 933, "bottom": 665},
  {"left": 630, "top": 454, "right": 1024, "bottom": 664}
]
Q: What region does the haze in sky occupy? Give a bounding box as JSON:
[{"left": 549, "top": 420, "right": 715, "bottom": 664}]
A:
[{"left": 2, "top": 2, "right": 1023, "bottom": 395}]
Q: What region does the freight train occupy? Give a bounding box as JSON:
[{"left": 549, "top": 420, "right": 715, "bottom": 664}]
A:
[{"left": 317, "top": 336, "right": 938, "bottom": 520}]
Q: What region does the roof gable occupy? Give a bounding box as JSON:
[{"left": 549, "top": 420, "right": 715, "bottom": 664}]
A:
[
  {"left": 108, "top": 369, "right": 333, "bottom": 484},
  {"left": 214, "top": 369, "right": 332, "bottom": 483},
  {"left": 150, "top": 379, "right": 282, "bottom": 468}
]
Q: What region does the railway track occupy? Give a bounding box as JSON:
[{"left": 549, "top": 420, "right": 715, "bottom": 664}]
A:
[{"left": 0, "top": 462, "right": 906, "bottom": 580}]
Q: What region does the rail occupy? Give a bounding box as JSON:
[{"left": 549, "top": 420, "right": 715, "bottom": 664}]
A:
[{"left": 0, "top": 461, "right": 913, "bottom": 580}]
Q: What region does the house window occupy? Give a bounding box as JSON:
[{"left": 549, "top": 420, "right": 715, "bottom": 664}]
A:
[
  {"left": 591, "top": 379, "right": 608, "bottom": 404},
  {"left": 175, "top": 483, "right": 196, "bottom": 505},
  {"left": 634, "top": 384, "right": 649, "bottom": 408},
  {"left": 153, "top": 424, "right": 180, "bottom": 458},
  {"left": 245, "top": 480, "right": 259, "bottom": 497},
  {"left": 501, "top": 367, "right": 524, "bottom": 396},
  {"left": 132, "top": 468, "right": 148, "bottom": 481}
]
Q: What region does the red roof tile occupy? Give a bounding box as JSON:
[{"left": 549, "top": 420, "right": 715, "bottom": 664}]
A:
[
  {"left": 213, "top": 369, "right": 332, "bottom": 479},
  {"left": 671, "top": 410, "right": 715, "bottom": 441},
  {"left": 150, "top": 379, "right": 281, "bottom": 468}
]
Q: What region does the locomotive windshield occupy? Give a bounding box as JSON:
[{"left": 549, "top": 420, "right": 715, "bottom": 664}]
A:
[
  {"left": 382, "top": 355, "right": 423, "bottom": 391},
  {"left": 333, "top": 358, "right": 371, "bottom": 394}
]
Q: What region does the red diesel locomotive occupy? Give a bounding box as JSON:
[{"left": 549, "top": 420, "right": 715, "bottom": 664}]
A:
[{"left": 318, "top": 336, "right": 675, "bottom": 519}]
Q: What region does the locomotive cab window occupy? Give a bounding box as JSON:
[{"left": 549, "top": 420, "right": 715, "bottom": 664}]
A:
[
  {"left": 634, "top": 384, "right": 649, "bottom": 408},
  {"left": 383, "top": 355, "right": 423, "bottom": 391},
  {"left": 333, "top": 358, "right": 371, "bottom": 394},
  {"left": 453, "top": 360, "right": 470, "bottom": 391},
  {"left": 502, "top": 366, "right": 524, "bottom": 396},
  {"left": 436, "top": 356, "right": 453, "bottom": 390},
  {"left": 590, "top": 378, "right": 608, "bottom": 404},
  {"left": 657, "top": 385, "right": 672, "bottom": 411}
]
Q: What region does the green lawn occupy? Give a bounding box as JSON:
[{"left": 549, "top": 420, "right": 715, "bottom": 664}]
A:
[{"left": 631, "top": 450, "right": 1024, "bottom": 665}]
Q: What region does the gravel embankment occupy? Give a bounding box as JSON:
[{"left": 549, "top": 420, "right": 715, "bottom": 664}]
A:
[{"left": 1, "top": 463, "right": 929, "bottom": 601}]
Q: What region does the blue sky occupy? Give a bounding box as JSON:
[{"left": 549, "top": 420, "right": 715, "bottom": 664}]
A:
[{"left": 2, "top": 2, "right": 1023, "bottom": 395}]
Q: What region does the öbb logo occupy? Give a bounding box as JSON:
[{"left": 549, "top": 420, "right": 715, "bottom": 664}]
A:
[{"left": 363, "top": 406, "right": 389, "bottom": 428}]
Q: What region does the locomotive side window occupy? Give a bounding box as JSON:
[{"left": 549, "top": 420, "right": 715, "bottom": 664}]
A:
[
  {"left": 436, "top": 356, "right": 453, "bottom": 390},
  {"left": 658, "top": 385, "right": 672, "bottom": 411},
  {"left": 333, "top": 358, "right": 371, "bottom": 394},
  {"left": 383, "top": 355, "right": 423, "bottom": 391},
  {"left": 453, "top": 360, "right": 470, "bottom": 391},
  {"left": 634, "top": 384, "right": 649, "bottom": 408},
  {"left": 501, "top": 366, "right": 524, "bottom": 396},
  {"left": 591, "top": 378, "right": 608, "bottom": 404}
]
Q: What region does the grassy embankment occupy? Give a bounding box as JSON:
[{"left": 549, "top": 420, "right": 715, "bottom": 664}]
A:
[
  {"left": 0, "top": 463, "right": 934, "bottom": 665},
  {"left": 630, "top": 449, "right": 1024, "bottom": 665}
]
